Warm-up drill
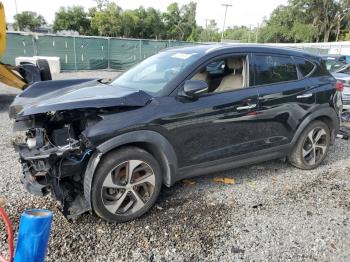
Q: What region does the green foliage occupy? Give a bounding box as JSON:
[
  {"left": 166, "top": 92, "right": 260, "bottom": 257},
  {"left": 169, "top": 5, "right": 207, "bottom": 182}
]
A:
[
  {"left": 17, "top": 0, "right": 350, "bottom": 43},
  {"left": 198, "top": 20, "right": 221, "bottom": 42},
  {"left": 13, "top": 11, "right": 46, "bottom": 31},
  {"left": 90, "top": 3, "right": 123, "bottom": 37},
  {"left": 87, "top": 1, "right": 197, "bottom": 40},
  {"left": 162, "top": 2, "right": 197, "bottom": 40},
  {"left": 224, "top": 26, "right": 252, "bottom": 42},
  {"left": 53, "top": 6, "right": 90, "bottom": 35},
  {"left": 257, "top": 0, "right": 350, "bottom": 43},
  {"left": 343, "top": 32, "right": 350, "bottom": 40}
]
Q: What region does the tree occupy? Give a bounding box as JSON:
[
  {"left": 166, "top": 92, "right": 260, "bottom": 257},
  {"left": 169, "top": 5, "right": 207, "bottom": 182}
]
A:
[
  {"left": 163, "top": 3, "right": 182, "bottom": 39},
  {"left": 13, "top": 11, "right": 46, "bottom": 31},
  {"left": 94, "top": 0, "right": 110, "bottom": 11},
  {"left": 143, "top": 8, "right": 164, "bottom": 39},
  {"left": 180, "top": 2, "right": 198, "bottom": 41},
  {"left": 291, "top": 22, "right": 317, "bottom": 43},
  {"left": 162, "top": 2, "right": 198, "bottom": 41},
  {"left": 53, "top": 6, "right": 90, "bottom": 35},
  {"left": 256, "top": 0, "right": 350, "bottom": 43},
  {"left": 224, "top": 26, "right": 252, "bottom": 42},
  {"left": 121, "top": 9, "right": 140, "bottom": 38},
  {"left": 90, "top": 2, "right": 123, "bottom": 36},
  {"left": 199, "top": 20, "right": 220, "bottom": 42}
]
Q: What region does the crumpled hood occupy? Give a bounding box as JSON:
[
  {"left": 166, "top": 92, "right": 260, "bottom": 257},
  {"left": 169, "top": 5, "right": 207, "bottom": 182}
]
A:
[{"left": 9, "top": 79, "right": 152, "bottom": 118}]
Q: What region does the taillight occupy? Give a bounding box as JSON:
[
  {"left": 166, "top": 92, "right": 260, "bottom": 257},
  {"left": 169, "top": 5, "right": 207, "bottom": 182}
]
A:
[{"left": 336, "top": 81, "right": 344, "bottom": 92}]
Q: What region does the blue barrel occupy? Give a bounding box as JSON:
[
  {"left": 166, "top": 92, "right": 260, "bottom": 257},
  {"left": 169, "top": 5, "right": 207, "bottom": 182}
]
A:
[{"left": 14, "top": 209, "right": 53, "bottom": 262}]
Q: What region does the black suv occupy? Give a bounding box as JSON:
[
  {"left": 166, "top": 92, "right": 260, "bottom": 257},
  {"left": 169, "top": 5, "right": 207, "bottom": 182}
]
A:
[{"left": 10, "top": 45, "right": 342, "bottom": 223}]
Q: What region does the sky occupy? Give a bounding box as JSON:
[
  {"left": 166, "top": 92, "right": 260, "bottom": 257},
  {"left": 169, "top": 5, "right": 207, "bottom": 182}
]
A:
[{"left": 2, "top": 0, "right": 288, "bottom": 29}]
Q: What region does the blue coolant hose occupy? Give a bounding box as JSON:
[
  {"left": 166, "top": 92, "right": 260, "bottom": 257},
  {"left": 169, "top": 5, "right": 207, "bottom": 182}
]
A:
[{"left": 14, "top": 209, "right": 53, "bottom": 262}]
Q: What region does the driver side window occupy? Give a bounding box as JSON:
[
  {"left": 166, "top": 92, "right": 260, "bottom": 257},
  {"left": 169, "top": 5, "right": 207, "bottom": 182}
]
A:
[{"left": 190, "top": 55, "right": 249, "bottom": 93}]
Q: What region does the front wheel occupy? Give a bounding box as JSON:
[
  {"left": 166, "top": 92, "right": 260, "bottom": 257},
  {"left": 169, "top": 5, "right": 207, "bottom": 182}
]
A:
[
  {"left": 289, "top": 120, "right": 330, "bottom": 170},
  {"left": 91, "top": 147, "right": 162, "bottom": 223}
]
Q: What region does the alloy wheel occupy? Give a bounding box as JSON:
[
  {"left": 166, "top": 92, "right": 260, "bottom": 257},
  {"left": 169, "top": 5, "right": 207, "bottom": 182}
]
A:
[
  {"left": 101, "top": 160, "right": 156, "bottom": 215},
  {"left": 302, "top": 127, "right": 328, "bottom": 166}
]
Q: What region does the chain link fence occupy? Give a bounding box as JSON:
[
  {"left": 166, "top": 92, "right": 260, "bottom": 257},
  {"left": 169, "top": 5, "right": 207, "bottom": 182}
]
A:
[
  {"left": 1, "top": 32, "right": 196, "bottom": 71},
  {"left": 267, "top": 42, "right": 350, "bottom": 57},
  {"left": 4, "top": 32, "right": 350, "bottom": 71}
]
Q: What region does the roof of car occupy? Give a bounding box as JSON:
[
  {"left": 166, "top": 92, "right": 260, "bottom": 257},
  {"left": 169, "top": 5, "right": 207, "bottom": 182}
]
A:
[{"left": 163, "top": 43, "right": 316, "bottom": 57}]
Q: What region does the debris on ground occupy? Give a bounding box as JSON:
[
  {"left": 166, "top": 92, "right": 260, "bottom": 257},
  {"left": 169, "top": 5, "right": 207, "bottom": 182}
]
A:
[
  {"left": 338, "top": 126, "right": 350, "bottom": 140},
  {"left": 182, "top": 179, "right": 196, "bottom": 185},
  {"left": 341, "top": 111, "right": 350, "bottom": 122},
  {"left": 252, "top": 203, "right": 263, "bottom": 209},
  {"left": 231, "top": 246, "right": 245, "bottom": 254},
  {"left": 213, "top": 177, "right": 235, "bottom": 185}
]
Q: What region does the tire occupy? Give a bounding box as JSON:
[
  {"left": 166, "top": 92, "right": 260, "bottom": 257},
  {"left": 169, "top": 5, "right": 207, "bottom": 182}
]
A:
[
  {"left": 91, "top": 146, "right": 162, "bottom": 223},
  {"left": 36, "top": 59, "right": 52, "bottom": 81},
  {"left": 289, "top": 120, "right": 331, "bottom": 170}
]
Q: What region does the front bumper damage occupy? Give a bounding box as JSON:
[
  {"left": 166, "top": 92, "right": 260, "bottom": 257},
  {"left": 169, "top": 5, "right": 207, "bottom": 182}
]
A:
[
  {"left": 9, "top": 79, "right": 153, "bottom": 220},
  {"left": 14, "top": 126, "right": 93, "bottom": 219}
]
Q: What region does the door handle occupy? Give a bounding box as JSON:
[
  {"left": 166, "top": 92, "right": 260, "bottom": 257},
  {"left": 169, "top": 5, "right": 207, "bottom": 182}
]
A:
[
  {"left": 237, "top": 104, "right": 257, "bottom": 110},
  {"left": 296, "top": 93, "right": 313, "bottom": 99}
]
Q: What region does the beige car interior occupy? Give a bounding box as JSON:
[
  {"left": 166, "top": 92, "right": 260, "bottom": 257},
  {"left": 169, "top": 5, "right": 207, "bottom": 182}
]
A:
[
  {"left": 191, "top": 68, "right": 209, "bottom": 83},
  {"left": 214, "top": 57, "right": 246, "bottom": 92},
  {"left": 190, "top": 56, "right": 248, "bottom": 93}
]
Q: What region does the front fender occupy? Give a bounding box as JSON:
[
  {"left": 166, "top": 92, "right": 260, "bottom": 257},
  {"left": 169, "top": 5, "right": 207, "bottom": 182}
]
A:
[{"left": 83, "top": 130, "right": 178, "bottom": 209}]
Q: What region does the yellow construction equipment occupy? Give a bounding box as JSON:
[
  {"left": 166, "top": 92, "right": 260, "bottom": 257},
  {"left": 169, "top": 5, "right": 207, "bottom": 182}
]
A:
[
  {"left": 0, "top": 1, "right": 6, "bottom": 56},
  {"left": 0, "top": 2, "right": 51, "bottom": 90}
]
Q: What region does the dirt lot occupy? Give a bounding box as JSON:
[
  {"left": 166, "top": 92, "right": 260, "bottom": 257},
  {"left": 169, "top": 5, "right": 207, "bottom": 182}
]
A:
[{"left": 0, "top": 71, "right": 350, "bottom": 261}]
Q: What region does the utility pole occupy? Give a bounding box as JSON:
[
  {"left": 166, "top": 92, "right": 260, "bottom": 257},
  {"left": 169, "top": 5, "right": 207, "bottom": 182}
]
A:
[
  {"left": 205, "top": 19, "right": 209, "bottom": 42},
  {"left": 14, "top": 0, "right": 18, "bottom": 16},
  {"left": 255, "top": 23, "right": 260, "bottom": 43},
  {"left": 248, "top": 24, "right": 253, "bottom": 43},
  {"left": 14, "top": 0, "right": 19, "bottom": 31},
  {"left": 221, "top": 3, "right": 232, "bottom": 42}
]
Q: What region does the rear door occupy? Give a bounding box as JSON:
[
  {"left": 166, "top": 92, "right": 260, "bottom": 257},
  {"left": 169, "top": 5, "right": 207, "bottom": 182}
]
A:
[{"left": 252, "top": 54, "right": 315, "bottom": 150}]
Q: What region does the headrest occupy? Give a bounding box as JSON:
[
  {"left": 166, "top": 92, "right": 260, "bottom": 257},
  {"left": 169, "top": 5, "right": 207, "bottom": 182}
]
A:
[{"left": 227, "top": 58, "right": 243, "bottom": 70}]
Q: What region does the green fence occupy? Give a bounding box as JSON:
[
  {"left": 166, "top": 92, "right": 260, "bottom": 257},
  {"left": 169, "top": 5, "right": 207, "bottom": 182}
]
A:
[{"left": 2, "top": 32, "right": 196, "bottom": 71}]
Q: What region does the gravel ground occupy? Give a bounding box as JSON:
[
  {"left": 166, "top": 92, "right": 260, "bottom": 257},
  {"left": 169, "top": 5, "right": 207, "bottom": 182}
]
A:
[{"left": 0, "top": 71, "right": 350, "bottom": 261}]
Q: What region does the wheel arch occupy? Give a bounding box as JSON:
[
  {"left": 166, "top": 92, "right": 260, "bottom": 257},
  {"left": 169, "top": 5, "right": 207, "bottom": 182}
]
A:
[
  {"left": 83, "top": 130, "right": 178, "bottom": 209},
  {"left": 291, "top": 107, "right": 339, "bottom": 147}
]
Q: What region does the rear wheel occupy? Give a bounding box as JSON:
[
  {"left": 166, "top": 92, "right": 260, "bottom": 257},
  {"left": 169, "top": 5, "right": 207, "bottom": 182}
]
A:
[
  {"left": 289, "top": 121, "right": 330, "bottom": 170},
  {"left": 91, "top": 147, "right": 162, "bottom": 223}
]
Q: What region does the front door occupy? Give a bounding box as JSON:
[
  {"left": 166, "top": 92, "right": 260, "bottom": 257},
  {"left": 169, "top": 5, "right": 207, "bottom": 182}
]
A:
[{"left": 161, "top": 54, "right": 261, "bottom": 168}]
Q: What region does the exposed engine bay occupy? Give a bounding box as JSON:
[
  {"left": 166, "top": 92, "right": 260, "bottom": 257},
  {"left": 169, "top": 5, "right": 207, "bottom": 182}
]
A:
[
  {"left": 14, "top": 109, "right": 102, "bottom": 219},
  {"left": 9, "top": 78, "right": 153, "bottom": 220}
]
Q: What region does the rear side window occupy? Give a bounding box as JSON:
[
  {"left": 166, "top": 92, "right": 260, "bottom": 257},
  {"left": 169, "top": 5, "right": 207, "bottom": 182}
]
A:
[
  {"left": 314, "top": 59, "right": 332, "bottom": 77},
  {"left": 294, "top": 57, "right": 315, "bottom": 77},
  {"left": 254, "top": 55, "right": 298, "bottom": 85}
]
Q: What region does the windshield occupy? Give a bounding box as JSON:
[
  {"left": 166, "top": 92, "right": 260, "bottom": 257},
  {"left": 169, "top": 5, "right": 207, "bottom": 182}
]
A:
[
  {"left": 332, "top": 63, "right": 350, "bottom": 74},
  {"left": 324, "top": 58, "right": 348, "bottom": 73},
  {"left": 111, "top": 51, "right": 201, "bottom": 95}
]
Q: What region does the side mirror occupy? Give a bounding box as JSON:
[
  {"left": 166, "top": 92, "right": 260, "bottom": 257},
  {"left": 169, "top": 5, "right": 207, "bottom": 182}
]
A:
[{"left": 182, "top": 80, "right": 208, "bottom": 98}]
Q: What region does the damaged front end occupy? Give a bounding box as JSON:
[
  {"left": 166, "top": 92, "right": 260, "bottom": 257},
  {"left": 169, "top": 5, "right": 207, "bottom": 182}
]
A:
[
  {"left": 10, "top": 80, "right": 152, "bottom": 219},
  {"left": 14, "top": 110, "right": 100, "bottom": 219}
]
